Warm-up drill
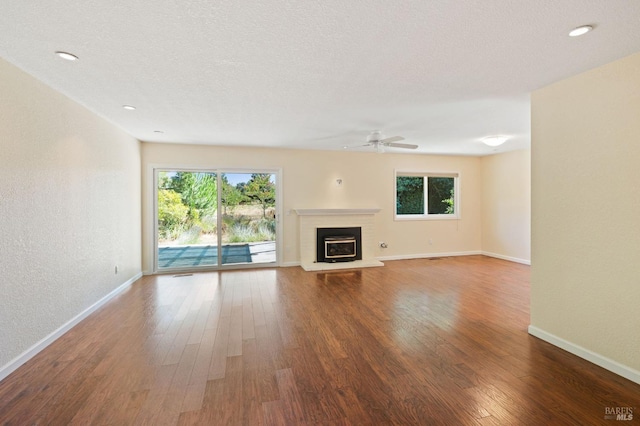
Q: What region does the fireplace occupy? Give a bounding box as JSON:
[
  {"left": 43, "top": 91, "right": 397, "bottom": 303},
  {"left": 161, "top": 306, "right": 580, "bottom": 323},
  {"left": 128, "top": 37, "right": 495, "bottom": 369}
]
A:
[
  {"left": 316, "top": 227, "right": 362, "bottom": 263},
  {"left": 295, "top": 208, "right": 383, "bottom": 271},
  {"left": 324, "top": 236, "right": 357, "bottom": 260}
]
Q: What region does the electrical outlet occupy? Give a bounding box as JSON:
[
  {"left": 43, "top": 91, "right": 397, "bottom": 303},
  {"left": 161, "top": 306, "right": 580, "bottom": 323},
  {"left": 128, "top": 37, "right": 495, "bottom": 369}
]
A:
[{"left": 429, "top": 238, "right": 433, "bottom": 245}]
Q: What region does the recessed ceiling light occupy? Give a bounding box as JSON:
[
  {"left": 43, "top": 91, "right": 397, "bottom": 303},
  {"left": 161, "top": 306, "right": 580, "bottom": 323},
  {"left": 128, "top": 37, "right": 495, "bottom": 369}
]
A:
[
  {"left": 153, "top": 130, "right": 164, "bottom": 134},
  {"left": 122, "top": 105, "right": 136, "bottom": 110},
  {"left": 482, "top": 136, "right": 508, "bottom": 147},
  {"left": 55, "top": 51, "right": 78, "bottom": 61},
  {"left": 569, "top": 25, "right": 593, "bottom": 37}
]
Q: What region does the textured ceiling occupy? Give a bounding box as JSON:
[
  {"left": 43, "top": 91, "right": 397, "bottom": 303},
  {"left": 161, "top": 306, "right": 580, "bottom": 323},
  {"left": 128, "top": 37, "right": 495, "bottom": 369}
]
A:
[{"left": 2, "top": 1, "right": 640, "bottom": 155}]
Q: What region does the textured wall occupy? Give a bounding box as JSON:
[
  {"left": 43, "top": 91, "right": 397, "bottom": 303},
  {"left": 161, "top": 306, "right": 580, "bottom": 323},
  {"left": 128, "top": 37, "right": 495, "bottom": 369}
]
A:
[
  {"left": 0, "top": 58, "right": 141, "bottom": 369},
  {"left": 141, "top": 144, "right": 483, "bottom": 272},
  {"left": 481, "top": 149, "right": 531, "bottom": 263},
  {"left": 531, "top": 53, "right": 640, "bottom": 372}
]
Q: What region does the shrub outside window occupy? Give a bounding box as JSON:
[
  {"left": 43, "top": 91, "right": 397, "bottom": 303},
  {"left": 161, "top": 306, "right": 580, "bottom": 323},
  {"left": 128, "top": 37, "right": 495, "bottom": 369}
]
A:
[{"left": 395, "top": 171, "right": 459, "bottom": 219}]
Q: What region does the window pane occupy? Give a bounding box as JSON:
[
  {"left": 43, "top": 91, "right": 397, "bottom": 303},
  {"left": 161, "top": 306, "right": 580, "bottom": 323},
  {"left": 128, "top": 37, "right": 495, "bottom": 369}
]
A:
[
  {"left": 396, "top": 176, "right": 425, "bottom": 214},
  {"left": 221, "top": 173, "right": 276, "bottom": 265},
  {"left": 157, "top": 171, "right": 218, "bottom": 269},
  {"left": 427, "top": 177, "right": 454, "bottom": 214}
]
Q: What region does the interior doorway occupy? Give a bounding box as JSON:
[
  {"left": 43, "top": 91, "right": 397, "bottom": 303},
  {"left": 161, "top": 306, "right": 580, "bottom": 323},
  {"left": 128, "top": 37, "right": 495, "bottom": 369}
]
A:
[{"left": 155, "top": 169, "right": 279, "bottom": 271}]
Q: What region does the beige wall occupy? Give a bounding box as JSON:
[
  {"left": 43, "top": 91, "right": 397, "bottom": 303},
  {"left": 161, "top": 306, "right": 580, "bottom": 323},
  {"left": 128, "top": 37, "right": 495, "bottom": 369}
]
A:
[
  {"left": 141, "top": 143, "right": 483, "bottom": 272},
  {"left": 481, "top": 149, "right": 531, "bottom": 263},
  {"left": 531, "top": 53, "right": 640, "bottom": 376},
  {"left": 0, "top": 58, "right": 142, "bottom": 370}
]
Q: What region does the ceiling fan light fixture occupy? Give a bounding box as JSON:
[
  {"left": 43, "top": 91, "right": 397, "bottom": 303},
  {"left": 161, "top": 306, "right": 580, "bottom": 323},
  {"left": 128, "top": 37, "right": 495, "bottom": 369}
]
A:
[
  {"left": 482, "top": 136, "right": 508, "bottom": 147},
  {"left": 367, "top": 130, "right": 383, "bottom": 143},
  {"left": 569, "top": 25, "right": 593, "bottom": 37}
]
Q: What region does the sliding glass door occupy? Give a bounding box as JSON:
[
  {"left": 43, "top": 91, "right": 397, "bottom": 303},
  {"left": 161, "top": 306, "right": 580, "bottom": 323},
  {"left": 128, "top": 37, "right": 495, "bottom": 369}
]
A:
[
  {"left": 220, "top": 173, "right": 276, "bottom": 266},
  {"left": 155, "top": 169, "right": 278, "bottom": 271}
]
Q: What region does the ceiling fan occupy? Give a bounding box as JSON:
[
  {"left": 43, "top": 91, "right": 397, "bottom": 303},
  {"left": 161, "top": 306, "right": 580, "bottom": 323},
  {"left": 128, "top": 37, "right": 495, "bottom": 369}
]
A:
[{"left": 355, "top": 130, "right": 418, "bottom": 153}]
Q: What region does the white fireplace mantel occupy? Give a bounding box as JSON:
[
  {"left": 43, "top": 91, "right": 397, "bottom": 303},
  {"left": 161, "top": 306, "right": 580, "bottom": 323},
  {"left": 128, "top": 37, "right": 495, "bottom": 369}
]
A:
[{"left": 294, "top": 208, "right": 381, "bottom": 216}]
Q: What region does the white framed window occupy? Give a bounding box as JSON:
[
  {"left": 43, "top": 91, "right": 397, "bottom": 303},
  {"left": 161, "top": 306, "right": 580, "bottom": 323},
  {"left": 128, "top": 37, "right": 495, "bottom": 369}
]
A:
[{"left": 394, "top": 171, "right": 460, "bottom": 220}]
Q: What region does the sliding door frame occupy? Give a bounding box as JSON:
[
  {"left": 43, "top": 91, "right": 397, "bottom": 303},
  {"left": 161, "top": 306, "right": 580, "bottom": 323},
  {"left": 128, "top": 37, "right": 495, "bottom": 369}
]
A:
[{"left": 147, "top": 164, "right": 282, "bottom": 274}]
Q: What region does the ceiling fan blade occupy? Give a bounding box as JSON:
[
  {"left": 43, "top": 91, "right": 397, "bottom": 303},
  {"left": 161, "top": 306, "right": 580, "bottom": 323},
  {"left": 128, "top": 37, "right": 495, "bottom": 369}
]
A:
[
  {"left": 380, "top": 136, "right": 405, "bottom": 144},
  {"left": 386, "top": 142, "right": 418, "bottom": 149},
  {"left": 345, "top": 143, "right": 373, "bottom": 149}
]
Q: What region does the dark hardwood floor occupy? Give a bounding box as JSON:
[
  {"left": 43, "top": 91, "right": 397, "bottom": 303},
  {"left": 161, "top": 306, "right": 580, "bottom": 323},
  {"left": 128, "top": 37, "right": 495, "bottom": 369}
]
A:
[{"left": 1, "top": 256, "right": 638, "bottom": 425}]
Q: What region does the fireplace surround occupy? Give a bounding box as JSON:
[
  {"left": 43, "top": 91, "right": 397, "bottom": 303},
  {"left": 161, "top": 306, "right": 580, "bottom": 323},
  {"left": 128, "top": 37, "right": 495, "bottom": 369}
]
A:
[{"left": 295, "top": 208, "right": 384, "bottom": 271}]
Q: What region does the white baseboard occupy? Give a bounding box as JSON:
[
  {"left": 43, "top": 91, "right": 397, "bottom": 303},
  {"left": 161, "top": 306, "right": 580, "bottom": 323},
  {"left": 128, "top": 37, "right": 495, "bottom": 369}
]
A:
[
  {"left": 289, "top": 252, "right": 528, "bottom": 267},
  {"left": 0, "top": 272, "right": 143, "bottom": 383},
  {"left": 144, "top": 253, "right": 525, "bottom": 271},
  {"left": 377, "top": 250, "right": 482, "bottom": 262},
  {"left": 528, "top": 325, "right": 640, "bottom": 385},
  {"left": 279, "top": 261, "right": 301, "bottom": 268},
  {"left": 482, "top": 251, "right": 531, "bottom": 265}
]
